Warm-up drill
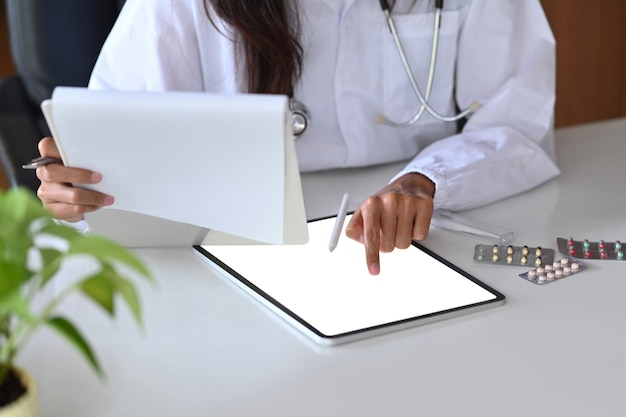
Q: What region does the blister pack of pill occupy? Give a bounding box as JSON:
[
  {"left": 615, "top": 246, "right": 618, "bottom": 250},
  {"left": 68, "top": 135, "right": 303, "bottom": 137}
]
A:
[
  {"left": 474, "top": 244, "right": 555, "bottom": 267},
  {"left": 557, "top": 237, "right": 625, "bottom": 260},
  {"left": 519, "top": 257, "right": 588, "bottom": 285}
]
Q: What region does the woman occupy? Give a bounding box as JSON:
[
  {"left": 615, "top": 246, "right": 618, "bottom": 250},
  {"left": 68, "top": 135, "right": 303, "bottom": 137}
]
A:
[{"left": 36, "top": 0, "right": 560, "bottom": 274}]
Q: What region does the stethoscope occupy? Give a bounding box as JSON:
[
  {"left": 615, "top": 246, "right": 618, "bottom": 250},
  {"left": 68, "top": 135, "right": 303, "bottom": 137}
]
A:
[{"left": 290, "top": 0, "right": 480, "bottom": 136}]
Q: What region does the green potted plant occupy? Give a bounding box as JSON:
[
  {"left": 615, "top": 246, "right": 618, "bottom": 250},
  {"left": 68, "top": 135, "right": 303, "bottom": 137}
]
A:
[{"left": 0, "top": 187, "right": 154, "bottom": 416}]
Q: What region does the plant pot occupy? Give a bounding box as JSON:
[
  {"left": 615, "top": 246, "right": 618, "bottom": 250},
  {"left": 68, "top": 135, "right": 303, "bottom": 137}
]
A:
[{"left": 0, "top": 367, "right": 37, "bottom": 417}]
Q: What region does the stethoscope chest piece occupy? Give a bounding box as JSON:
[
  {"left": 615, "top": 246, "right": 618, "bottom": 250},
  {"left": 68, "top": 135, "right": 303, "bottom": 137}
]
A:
[{"left": 290, "top": 99, "right": 309, "bottom": 137}]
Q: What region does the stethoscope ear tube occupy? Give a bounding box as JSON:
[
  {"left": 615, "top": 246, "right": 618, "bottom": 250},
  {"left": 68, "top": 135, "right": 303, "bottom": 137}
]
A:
[{"left": 376, "top": 0, "right": 479, "bottom": 126}]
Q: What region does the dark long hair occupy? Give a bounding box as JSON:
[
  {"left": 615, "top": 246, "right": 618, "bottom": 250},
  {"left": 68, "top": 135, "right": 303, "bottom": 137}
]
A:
[{"left": 205, "top": 0, "right": 303, "bottom": 96}]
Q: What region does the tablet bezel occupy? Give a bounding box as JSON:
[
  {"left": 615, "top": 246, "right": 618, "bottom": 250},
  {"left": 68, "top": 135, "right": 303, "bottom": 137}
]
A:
[{"left": 193, "top": 216, "right": 505, "bottom": 346}]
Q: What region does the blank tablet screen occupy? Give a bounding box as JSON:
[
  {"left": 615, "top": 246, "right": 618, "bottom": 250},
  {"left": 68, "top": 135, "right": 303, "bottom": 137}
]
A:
[{"left": 194, "top": 215, "right": 504, "bottom": 344}]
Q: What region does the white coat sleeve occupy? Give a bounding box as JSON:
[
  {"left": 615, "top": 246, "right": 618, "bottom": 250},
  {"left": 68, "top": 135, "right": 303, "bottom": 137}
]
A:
[{"left": 392, "top": 0, "right": 560, "bottom": 211}]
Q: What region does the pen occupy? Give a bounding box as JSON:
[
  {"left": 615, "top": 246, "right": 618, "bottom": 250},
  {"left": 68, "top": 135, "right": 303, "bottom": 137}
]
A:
[
  {"left": 328, "top": 193, "right": 350, "bottom": 252},
  {"left": 22, "top": 156, "right": 63, "bottom": 170}
]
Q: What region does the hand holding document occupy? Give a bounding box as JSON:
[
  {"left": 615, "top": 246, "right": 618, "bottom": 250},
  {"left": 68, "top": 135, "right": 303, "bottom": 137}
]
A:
[{"left": 41, "top": 87, "right": 308, "bottom": 247}]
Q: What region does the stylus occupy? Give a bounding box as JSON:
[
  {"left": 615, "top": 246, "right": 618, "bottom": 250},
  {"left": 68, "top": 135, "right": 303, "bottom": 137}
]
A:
[{"left": 329, "top": 193, "right": 350, "bottom": 252}]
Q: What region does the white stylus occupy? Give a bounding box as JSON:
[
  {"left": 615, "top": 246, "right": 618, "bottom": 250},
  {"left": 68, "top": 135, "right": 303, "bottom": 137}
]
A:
[{"left": 328, "top": 193, "right": 350, "bottom": 252}]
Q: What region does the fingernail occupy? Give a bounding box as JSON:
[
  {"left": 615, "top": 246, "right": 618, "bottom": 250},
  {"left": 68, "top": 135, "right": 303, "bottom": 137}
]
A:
[
  {"left": 369, "top": 263, "right": 380, "bottom": 275},
  {"left": 91, "top": 172, "right": 103, "bottom": 183},
  {"left": 103, "top": 196, "right": 114, "bottom": 206}
]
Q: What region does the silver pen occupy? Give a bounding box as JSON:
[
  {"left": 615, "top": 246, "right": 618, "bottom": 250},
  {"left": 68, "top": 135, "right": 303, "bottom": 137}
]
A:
[
  {"left": 22, "top": 156, "right": 63, "bottom": 170},
  {"left": 328, "top": 193, "right": 350, "bottom": 252}
]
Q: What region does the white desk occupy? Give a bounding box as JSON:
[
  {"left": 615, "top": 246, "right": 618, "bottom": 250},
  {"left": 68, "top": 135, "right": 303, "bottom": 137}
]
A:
[{"left": 24, "top": 118, "right": 626, "bottom": 416}]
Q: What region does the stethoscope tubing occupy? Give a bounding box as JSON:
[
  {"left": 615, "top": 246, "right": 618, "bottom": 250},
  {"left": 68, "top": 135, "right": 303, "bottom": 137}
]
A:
[
  {"left": 376, "top": 0, "right": 479, "bottom": 126},
  {"left": 290, "top": 0, "right": 480, "bottom": 136}
]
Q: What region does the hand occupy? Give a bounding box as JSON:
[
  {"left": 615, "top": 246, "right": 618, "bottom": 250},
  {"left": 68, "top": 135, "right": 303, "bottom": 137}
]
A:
[
  {"left": 345, "top": 173, "right": 435, "bottom": 275},
  {"left": 36, "top": 137, "right": 114, "bottom": 222}
]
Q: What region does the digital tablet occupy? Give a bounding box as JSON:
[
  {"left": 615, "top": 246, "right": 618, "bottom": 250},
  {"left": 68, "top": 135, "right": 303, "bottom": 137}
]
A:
[{"left": 193, "top": 215, "right": 505, "bottom": 345}]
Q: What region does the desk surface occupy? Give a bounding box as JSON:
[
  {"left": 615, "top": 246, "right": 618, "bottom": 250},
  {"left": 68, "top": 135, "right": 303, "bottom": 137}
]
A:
[{"left": 24, "top": 118, "right": 626, "bottom": 417}]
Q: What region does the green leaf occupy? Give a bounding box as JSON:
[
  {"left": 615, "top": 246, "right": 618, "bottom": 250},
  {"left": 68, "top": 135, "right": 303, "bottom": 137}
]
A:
[
  {"left": 80, "top": 265, "right": 144, "bottom": 328},
  {"left": 0, "top": 188, "right": 48, "bottom": 239},
  {"left": 45, "top": 316, "right": 104, "bottom": 379},
  {"left": 110, "top": 274, "right": 143, "bottom": 328},
  {"left": 0, "top": 233, "right": 31, "bottom": 261},
  {"left": 81, "top": 275, "right": 115, "bottom": 316},
  {"left": 0, "top": 188, "right": 56, "bottom": 295},
  {"left": 37, "top": 248, "right": 65, "bottom": 288},
  {"left": 38, "top": 222, "right": 82, "bottom": 243},
  {"left": 0, "top": 291, "right": 36, "bottom": 325},
  {"left": 69, "top": 235, "right": 153, "bottom": 281},
  {"left": 0, "top": 260, "right": 29, "bottom": 301}
]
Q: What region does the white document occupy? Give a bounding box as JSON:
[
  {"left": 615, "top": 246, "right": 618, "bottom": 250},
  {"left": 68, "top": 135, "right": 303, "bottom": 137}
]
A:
[{"left": 41, "top": 87, "right": 308, "bottom": 246}]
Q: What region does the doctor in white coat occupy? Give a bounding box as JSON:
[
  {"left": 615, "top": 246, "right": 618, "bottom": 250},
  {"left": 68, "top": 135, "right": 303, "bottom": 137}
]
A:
[{"left": 36, "top": 0, "right": 560, "bottom": 275}]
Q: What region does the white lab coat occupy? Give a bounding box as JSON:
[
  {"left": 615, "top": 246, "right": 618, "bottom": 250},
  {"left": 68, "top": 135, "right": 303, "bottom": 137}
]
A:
[{"left": 89, "top": 0, "right": 560, "bottom": 211}]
